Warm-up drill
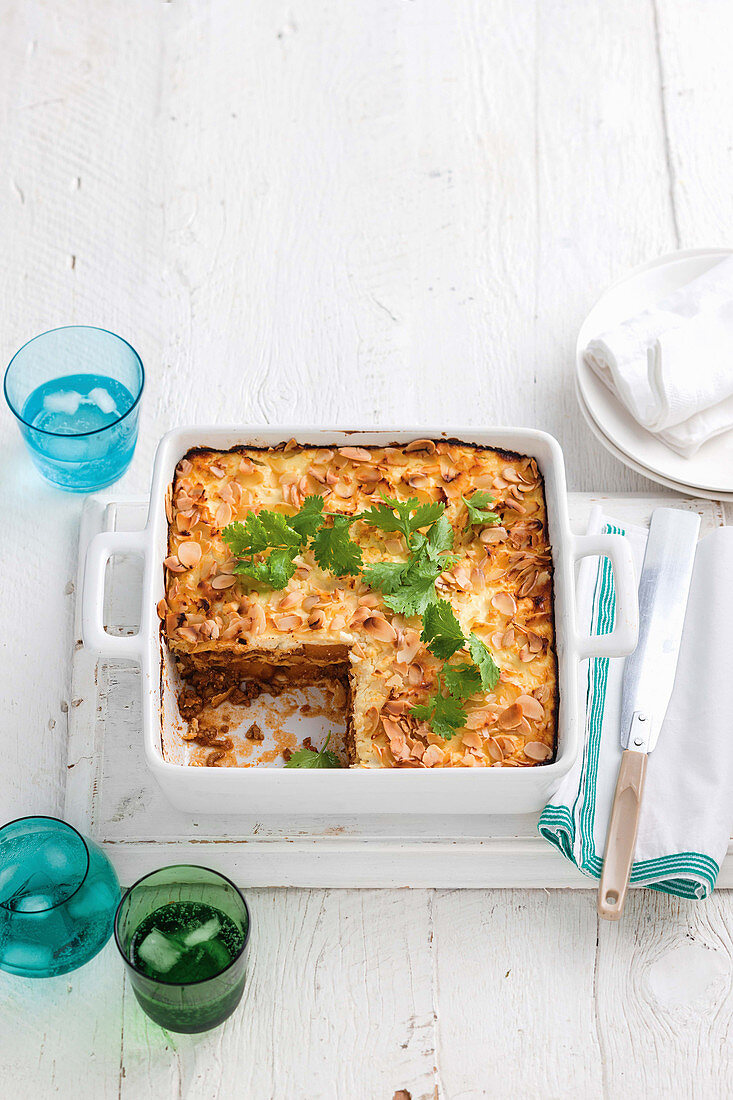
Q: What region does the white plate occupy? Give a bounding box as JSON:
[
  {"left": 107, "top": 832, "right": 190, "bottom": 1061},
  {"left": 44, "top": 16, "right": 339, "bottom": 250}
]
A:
[
  {"left": 576, "top": 248, "right": 733, "bottom": 497},
  {"left": 575, "top": 376, "right": 733, "bottom": 503}
]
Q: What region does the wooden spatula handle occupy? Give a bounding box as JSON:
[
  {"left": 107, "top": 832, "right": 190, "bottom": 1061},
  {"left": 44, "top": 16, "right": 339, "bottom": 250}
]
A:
[{"left": 597, "top": 749, "right": 647, "bottom": 920}]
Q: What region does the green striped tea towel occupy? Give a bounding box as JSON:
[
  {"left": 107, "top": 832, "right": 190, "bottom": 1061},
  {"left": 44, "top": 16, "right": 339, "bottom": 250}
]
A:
[{"left": 539, "top": 508, "right": 733, "bottom": 899}]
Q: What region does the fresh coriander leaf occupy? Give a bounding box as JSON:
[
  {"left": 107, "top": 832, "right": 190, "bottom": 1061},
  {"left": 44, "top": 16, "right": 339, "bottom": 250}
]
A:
[
  {"left": 223, "top": 509, "right": 301, "bottom": 557},
  {"left": 223, "top": 514, "right": 269, "bottom": 556},
  {"left": 462, "top": 491, "right": 500, "bottom": 528},
  {"left": 361, "top": 559, "right": 409, "bottom": 594},
  {"left": 409, "top": 501, "right": 445, "bottom": 532},
  {"left": 358, "top": 496, "right": 419, "bottom": 541},
  {"left": 257, "top": 510, "right": 302, "bottom": 549},
  {"left": 312, "top": 515, "right": 364, "bottom": 576},
  {"left": 266, "top": 547, "right": 300, "bottom": 589},
  {"left": 284, "top": 733, "right": 342, "bottom": 769},
  {"left": 430, "top": 692, "right": 468, "bottom": 739},
  {"left": 233, "top": 547, "right": 298, "bottom": 591},
  {"left": 468, "top": 633, "right": 501, "bottom": 691},
  {"left": 411, "top": 688, "right": 467, "bottom": 740},
  {"left": 232, "top": 559, "right": 271, "bottom": 588},
  {"left": 382, "top": 556, "right": 442, "bottom": 616},
  {"left": 420, "top": 599, "right": 466, "bottom": 659},
  {"left": 424, "top": 513, "right": 455, "bottom": 557},
  {"left": 442, "top": 662, "right": 483, "bottom": 700},
  {"left": 289, "top": 495, "right": 325, "bottom": 541}
]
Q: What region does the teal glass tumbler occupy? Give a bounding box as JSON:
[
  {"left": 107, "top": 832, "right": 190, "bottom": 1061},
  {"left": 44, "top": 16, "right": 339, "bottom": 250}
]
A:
[
  {"left": 3, "top": 325, "right": 144, "bottom": 492},
  {"left": 0, "top": 816, "right": 121, "bottom": 978},
  {"left": 114, "top": 865, "right": 250, "bottom": 1034}
]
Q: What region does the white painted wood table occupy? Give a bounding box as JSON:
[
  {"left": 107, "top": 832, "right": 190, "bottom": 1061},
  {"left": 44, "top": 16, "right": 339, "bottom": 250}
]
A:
[{"left": 2, "top": 2, "right": 733, "bottom": 1097}]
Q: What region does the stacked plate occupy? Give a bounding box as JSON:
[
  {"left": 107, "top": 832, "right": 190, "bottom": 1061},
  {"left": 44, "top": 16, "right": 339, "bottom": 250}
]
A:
[{"left": 575, "top": 248, "right": 733, "bottom": 503}]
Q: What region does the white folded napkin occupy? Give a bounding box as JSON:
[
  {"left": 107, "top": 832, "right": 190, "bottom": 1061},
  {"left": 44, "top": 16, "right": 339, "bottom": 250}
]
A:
[
  {"left": 584, "top": 255, "right": 733, "bottom": 456},
  {"left": 540, "top": 509, "right": 733, "bottom": 898}
]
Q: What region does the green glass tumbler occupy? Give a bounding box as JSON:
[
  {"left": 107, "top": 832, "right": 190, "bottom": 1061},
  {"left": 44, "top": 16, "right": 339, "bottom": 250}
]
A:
[{"left": 114, "top": 865, "right": 250, "bottom": 1034}]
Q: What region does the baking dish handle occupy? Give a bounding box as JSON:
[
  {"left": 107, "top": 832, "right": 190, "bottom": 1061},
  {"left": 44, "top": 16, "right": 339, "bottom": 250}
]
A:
[
  {"left": 81, "top": 529, "right": 149, "bottom": 660},
  {"left": 572, "top": 533, "right": 638, "bottom": 659}
]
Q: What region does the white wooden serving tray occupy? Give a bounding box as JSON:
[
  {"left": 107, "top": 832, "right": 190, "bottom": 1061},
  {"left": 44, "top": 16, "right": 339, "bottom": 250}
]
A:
[{"left": 65, "top": 494, "right": 733, "bottom": 888}]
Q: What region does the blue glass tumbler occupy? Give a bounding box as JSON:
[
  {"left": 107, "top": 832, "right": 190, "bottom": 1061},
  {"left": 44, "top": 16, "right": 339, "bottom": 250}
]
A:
[
  {"left": 0, "top": 816, "right": 121, "bottom": 978},
  {"left": 3, "top": 325, "right": 144, "bottom": 492}
]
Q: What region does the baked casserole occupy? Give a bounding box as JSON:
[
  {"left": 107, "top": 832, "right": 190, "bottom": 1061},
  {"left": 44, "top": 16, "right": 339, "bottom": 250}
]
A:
[{"left": 160, "top": 439, "right": 557, "bottom": 769}]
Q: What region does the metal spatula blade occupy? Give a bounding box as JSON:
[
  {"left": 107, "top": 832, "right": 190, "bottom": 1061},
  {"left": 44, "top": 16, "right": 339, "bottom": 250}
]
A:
[{"left": 597, "top": 508, "right": 700, "bottom": 920}]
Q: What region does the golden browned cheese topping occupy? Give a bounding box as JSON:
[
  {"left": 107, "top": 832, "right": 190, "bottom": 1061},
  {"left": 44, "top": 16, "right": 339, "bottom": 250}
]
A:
[{"left": 161, "top": 440, "right": 557, "bottom": 769}]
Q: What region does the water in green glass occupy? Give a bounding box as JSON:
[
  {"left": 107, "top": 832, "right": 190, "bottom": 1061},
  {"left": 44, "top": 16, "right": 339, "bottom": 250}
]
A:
[
  {"left": 129, "top": 901, "right": 243, "bottom": 984},
  {"left": 116, "top": 865, "right": 249, "bottom": 1033}
]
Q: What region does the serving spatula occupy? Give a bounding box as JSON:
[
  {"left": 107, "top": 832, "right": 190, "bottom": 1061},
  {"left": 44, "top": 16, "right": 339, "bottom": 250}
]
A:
[{"left": 597, "top": 507, "right": 700, "bottom": 920}]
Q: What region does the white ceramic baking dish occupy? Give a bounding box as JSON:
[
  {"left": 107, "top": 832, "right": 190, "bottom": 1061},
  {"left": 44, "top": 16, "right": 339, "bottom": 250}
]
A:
[{"left": 82, "top": 426, "right": 638, "bottom": 815}]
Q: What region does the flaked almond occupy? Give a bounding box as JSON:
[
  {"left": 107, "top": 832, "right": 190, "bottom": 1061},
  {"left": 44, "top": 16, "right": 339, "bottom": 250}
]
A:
[
  {"left": 176, "top": 512, "right": 194, "bottom": 533},
  {"left": 461, "top": 730, "right": 483, "bottom": 750},
  {"left": 338, "top": 446, "right": 371, "bottom": 462},
  {"left": 210, "top": 464, "right": 226, "bottom": 479},
  {"left": 517, "top": 694, "right": 544, "bottom": 721},
  {"left": 491, "top": 591, "right": 516, "bottom": 617},
  {"left": 524, "top": 741, "right": 552, "bottom": 762},
  {"left": 308, "top": 610, "right": 326, "bottom": 628},
  {"left": 165, "top": 487, "right": 173, "bottom": 524},
  {"left": 157, "top": 599, "right": 168, "bottom": 620},
  {"left": 480, "top": 526, "right": 507, "bottom": 544},
  {"left": 278, "top": 591, "right": 301, "bottom": 610},
  {"left": 423, "top": 744, "right": 445, "bottom": 766},
  {"left": 503, "top": 498, "right": 525, "bottom": 514},
  {"left": 249, "top": 603, "right": 266, "bottom": 635},
  {"left": 487, "top": 737, "right": 504, "bottom": 762},
  {"left": 354, "top": 466, "right": 382, "bottom": 484},
  {"left": 405, "top": 438, "right": 436, "bottom": 453},
  {"left": 215, "top": 501, "right": 233, "bottom": 528},
  {"left": 177, "top": 541, "right": 202, "bottom": 568},
  {"left": 381, "top": 715, "right": 403, "bottom": 740},
  {"left": 502, "top": 466, "right": 521, "bottom": 483},
  {"left": 464, "top": 705, "right": 496, "bottom": 730},
  {"left": 358, "top": 593, "right": 382, "bottom": 608},
  {"left": 177, "top": 626, "right": 199, "bottom": 643},
  {"left": 405, "top": 473, "right": 429, "bottom": 490},
  {"left": 396, "top": 639, "right": 421, "bottom": 665},
  {"left": 491, "top": 631, "right": 504, "bottom": 649},
  {"left": 390, "top": 738, "right": 410, "bottom": 762},
  {"left": 497, "top": 735, "right": 517, "bottom": 755},
  {"left": 407, "top": 663, "right": 425, "bottom": 686},
  {"left": 333, "top": 483, "right": 354, "bottom": 499},
  {"left": 362, "top": 614, "right": 397, "bottom": 643},
  {"left": 356, "top": 706, "right": 377, "bottom": 736},
  {"left": 383, "top": 699, "right": 409, "bottom": 715},
  {"left": 211, "top": 573, "right": 237, "bottom": 590},
  {"left": 502, "top": 627, "right": 515, "bottom": 648},
  {"left": 164, "top": 555, "right": 186, "bottom": 573},
  {"left": 498, "top": 703, "right": 523, "bottom": 730},
  {"left": 166, "top": 612, "right": 180, "bottom": 634},
  {"left": 302, "top": 594, "right": 320, "bottom": 611},
  {"left": 273, "top": 614, "right": 301, "bottom": 632},
  {"left": 519, "top": 646, "right": 535, "bottom": 663}
]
